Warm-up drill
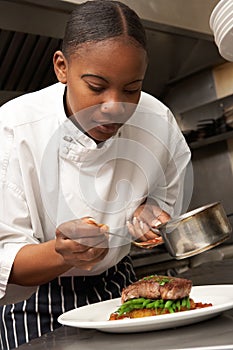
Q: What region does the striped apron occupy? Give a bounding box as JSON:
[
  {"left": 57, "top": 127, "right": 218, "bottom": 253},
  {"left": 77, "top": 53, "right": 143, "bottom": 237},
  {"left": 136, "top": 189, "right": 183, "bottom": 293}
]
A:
[{"left": 0, "top": 255, "right": 136, "bottom": 350}]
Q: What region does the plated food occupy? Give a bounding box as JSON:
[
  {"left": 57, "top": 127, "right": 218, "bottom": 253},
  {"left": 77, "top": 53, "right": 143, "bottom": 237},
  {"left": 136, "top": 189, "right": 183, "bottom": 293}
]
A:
[
  {"left": 58, "top": 285, "right": 233, "bottom": 332},
  {"left": 109, "top": 275, "right": 212, "bottom": 320}
]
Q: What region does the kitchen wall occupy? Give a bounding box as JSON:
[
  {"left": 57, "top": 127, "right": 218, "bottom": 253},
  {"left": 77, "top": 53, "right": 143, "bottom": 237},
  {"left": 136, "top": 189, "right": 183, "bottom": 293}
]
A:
[{"left": 164, "top": 62, "right": 233, "bottom": 242}]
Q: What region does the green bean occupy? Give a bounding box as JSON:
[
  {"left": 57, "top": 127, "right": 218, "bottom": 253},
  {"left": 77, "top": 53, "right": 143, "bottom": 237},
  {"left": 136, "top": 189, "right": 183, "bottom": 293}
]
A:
[
  {"left": 117, "top": 307, "right": 127, "bottom": 315},
  {"left": 164, "top": 300, "right": 173, "bottom": 309},
  {"left": 118, "top": 305, "right": 134, "bottom": 315},
  {"left": 181, "top": 298, "right": 187, "bottom": 307},
  {"left": 118, "top": 298, "right": 151, "bottom": 314},
  {"left": 121, "top": 300, "right": 133, "bottom": 306},
  {"left": 168, "top": 306, "right": 174, "bottom": 313},
  {"left": 117, "top": 296, "right": 191, "bottom": 315},
  {"left": 118, "top": 310, "right": 124, "bottom": 316},
  {"left": 146, "top": 301, "right": 157, "bottom": 309},
  {"left": 158, "top": 300, "right": 165, "bottom": 308},
  {"left": 176, "top": 300, "right": 181, "bottom": 311},
  {"left": 131, "top": 298, "right": 146, "bottom": 304},
  {"left": 142, "top": 299, "right": 152, "bottom": 307},
  {"left": 153, "top": 300, "right": 162, "bottom": 308},
  {"left": 118, "top": 299, "right": 140, "bottom": 311},
  {"left": 117, "top": 303, "right": 132, "bottom": 313},
  {"left": 133, "top": 304, "right": 144, "bottom": 309},
  {"left": 118, "top": 303, "right": 130, "bottom": 311}
]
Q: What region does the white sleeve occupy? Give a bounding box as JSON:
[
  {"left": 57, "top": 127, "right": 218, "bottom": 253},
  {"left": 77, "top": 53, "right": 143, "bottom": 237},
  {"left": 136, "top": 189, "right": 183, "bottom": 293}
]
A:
[{"left": 0, "top": 119, "right": 39, "bottom": 304}]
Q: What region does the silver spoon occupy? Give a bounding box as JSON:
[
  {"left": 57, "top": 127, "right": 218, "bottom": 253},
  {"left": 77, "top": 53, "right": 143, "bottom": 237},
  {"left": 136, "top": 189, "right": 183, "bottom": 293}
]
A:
[{"left": 74, "top": 232, "right": 163, "bottom": 249}]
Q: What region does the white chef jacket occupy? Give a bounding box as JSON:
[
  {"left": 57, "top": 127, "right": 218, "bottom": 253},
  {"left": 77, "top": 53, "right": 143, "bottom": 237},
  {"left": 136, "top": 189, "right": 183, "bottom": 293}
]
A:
[{"left": 0, "top": 82, "right": 191, "bottom": 304}]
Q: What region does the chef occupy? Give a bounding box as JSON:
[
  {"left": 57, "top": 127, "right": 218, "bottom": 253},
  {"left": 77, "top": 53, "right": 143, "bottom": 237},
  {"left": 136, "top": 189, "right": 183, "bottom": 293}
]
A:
[{"left": 0, "top": 1, "right": 191, "bottom": 348}]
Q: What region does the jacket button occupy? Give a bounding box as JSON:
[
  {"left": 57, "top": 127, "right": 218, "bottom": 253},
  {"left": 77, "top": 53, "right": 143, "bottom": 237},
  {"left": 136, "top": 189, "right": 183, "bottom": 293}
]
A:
[
  {"left": 63, "top": 146, "right": 69, "bottom": 154},
  {"left": 63, "top": 136, "right": 72, "bottom": 142}
]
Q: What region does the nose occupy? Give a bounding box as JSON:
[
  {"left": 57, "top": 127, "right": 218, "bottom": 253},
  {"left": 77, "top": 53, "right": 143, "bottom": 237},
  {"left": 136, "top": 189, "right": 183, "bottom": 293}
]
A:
[{"left": 100, "top": 100, "right": 126, "bottom": 120}]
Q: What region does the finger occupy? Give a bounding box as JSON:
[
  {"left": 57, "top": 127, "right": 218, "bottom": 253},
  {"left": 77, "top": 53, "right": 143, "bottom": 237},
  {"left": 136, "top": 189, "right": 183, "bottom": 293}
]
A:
[
  {"left": 127, "top": 220, "right": 141, "bottom": 240},
  {"left": 133, "top": 217, "right": 147, "bottom": 241},
  {"left": 138, "top": 205, "right": 170, "bottom": 228},
  {"left": 77, "top": 248, "right": 108, "bottom": 271},
  {"left": 135, "top": 205, "right": 161, "bottom": 237},
  {"left": 151, "top": 209, "right": 170, "bottom": 227},
  {"left": 64, "top": 247, "right": 108, "bottom": 270},
  {"left": 132, "top": 220, "right": 161, "bottom": 242},
  {"left": 56, "top": 232, "right": 108, "bottom": 253},
  {"left": 56, "top": 226, "right": 108, "bottom": 248},
  {"left": 142, "top": 232, "right": 164, "bottom": 245},
  {"left": 56, "top": 235, "right": 90, "bottom": 253},
  {"left": 135, "top": 206, "right": 154, "bottom": 225},
  {"left": 127, "top": 218, "right": 147, "bottom": 241},
  {"left": 143, "top": 229, "right": 162, "bottom": 240},
  {"left": 73, "top": 246, "right": 108, "bottom": 265},
  {"left": 99, "top": 224, "right": 109, "bottom": 234},
  {"left": 150, "top": 218, "right": 162, "bottom": 228},
  {"left": 56, "top": 220, "right": 100, "bottom": 240},
  {"left": 56, "top": 229, "right": 67, "bottom": 240},
  {"left": 82, "top": 217, "right": 109, "bottom": 233},
  {"left": 138, "top": 220, "right": 150, "bottom": 234},
  {"left": 135, "top": 206, "right": 164, "bottom": 230},
  {"left": 74, "top": 234, "right": 108, "bottom": 248}
]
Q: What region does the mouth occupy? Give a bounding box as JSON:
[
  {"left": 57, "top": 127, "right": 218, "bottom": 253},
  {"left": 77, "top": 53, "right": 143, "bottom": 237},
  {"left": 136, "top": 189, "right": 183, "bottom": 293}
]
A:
[{"left": 93, "top": 122, "right": 121, "bottom": 135}]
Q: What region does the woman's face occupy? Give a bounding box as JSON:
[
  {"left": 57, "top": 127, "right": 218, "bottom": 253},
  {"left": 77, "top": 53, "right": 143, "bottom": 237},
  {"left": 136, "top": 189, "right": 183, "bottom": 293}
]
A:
[{"left": 54, "top": 38, "right": 148, "bottom": 142}]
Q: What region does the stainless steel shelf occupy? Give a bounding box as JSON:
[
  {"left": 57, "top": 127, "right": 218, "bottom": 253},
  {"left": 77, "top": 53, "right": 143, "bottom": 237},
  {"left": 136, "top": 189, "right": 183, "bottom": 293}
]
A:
[{"left": 189, "top": 130, "right": 233, "bottom": 149}]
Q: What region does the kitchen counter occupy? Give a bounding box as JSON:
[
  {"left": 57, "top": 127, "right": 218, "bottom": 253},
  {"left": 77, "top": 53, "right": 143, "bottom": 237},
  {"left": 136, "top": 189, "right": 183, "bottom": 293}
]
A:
[
  {"left": 17, "top": 311, "right": 233, "bottom": 350},
  {"left": 18, "top": 258, "right": 233, "bottom": 350}
]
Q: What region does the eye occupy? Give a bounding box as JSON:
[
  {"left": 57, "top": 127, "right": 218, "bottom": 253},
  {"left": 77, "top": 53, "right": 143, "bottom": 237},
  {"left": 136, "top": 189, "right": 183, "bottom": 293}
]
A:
[
  {"left": 87, "top": 84, "right": 105, "bottom": 93},
  {"left": 124, "top": 88, "right": 141, "bottom": 95}
]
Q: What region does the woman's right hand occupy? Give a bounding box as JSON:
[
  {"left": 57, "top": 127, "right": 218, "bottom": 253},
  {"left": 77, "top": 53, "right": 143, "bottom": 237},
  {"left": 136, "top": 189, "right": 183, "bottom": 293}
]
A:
[{"left": 55, "top": 218, "right": 109, "bottom": 271}]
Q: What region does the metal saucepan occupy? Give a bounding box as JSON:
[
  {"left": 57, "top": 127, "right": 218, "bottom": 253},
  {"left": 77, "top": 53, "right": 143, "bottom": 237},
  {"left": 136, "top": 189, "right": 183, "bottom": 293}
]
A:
[{"left": 158, "top": 201, "right": 232, "bottom": 259}]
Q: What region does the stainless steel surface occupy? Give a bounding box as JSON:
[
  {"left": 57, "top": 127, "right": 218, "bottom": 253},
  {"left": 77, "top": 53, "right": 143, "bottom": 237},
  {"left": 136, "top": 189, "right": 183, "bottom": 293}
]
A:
[
  {"left": 17, "top": 311, "right": 233, "bottom": 350},
  {"left": 17, "top": 312, "right": 233, "bottom": 350},
  {"left": 0, "top": 0, "right": 220, "bottom": 36},
  {"left": 131, "top": 239, "right": 233, "bottom": 279},
  {"left": 159, "top": 202, "right": 232, "bottom": 259},
  {"left": 164, "top": 69, "right": 217, "bottom": 116},
  {"left": 63, "top": 0, "right": 219, "bottom": 35}
]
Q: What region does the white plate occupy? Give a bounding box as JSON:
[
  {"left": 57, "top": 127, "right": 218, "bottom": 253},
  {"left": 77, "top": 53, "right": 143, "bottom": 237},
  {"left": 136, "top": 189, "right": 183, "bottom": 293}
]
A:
[{"left": 58, "top": 285, "right": 233, "bottom": 333}]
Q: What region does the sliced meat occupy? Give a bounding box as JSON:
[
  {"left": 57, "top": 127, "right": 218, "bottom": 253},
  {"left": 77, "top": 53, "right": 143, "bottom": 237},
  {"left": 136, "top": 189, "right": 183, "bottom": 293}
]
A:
[{"left": 121, "top": 275, "right": 192, "bottom": 302}]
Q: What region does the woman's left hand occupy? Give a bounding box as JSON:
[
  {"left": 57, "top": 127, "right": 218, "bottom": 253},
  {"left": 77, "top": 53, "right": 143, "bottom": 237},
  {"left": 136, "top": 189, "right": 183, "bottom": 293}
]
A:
[{"left": 127, "top": 200, "right": 170, "bottom": 242}]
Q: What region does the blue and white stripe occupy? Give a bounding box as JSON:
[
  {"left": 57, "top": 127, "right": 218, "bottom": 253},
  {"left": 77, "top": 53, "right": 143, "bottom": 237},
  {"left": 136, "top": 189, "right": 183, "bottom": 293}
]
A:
[{"left": 0, "top": 255, "right": 136, "bottom": 350}]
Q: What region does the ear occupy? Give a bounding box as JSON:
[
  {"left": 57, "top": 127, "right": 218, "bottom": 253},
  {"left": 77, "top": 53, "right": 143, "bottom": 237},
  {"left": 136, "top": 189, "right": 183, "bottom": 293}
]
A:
[{"left": 53, "top": 50, "right": 68, "bottom": 84}]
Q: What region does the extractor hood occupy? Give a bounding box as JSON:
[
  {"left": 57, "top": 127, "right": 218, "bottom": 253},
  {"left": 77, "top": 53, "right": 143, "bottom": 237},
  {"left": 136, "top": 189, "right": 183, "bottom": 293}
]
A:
[{"left": 0, "top": 0, "right": 226, "bottom": 105}]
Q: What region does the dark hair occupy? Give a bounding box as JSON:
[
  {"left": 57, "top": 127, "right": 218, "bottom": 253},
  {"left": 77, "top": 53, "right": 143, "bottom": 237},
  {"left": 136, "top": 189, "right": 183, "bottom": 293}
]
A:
[{"left": 62, "top": 0, "right": 147, "bottom": 57}]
